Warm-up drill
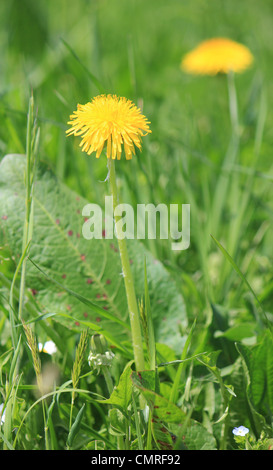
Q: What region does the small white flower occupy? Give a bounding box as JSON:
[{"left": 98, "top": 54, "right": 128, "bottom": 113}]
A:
[
  {"left": 232, "top": 425, "right": 249, "bottom": 436},
  {"left": 38, "top": 340, "right": 57, "bottom": 355},
  {"left": 88, "top": 350, "right": 115, "bottom": 371}
]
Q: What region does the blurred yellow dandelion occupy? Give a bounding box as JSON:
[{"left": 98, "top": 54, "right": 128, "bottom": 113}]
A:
[
  {"left": 181, "top": 38, "right": 253, "bottom": 75},
  {"left": 66, "top": 94, "right": 151, "bottom": 160}
]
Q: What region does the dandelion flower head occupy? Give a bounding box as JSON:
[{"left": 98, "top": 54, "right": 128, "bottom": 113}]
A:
[
  {"left": 181, "top": 38, "right": 253, "bottom": 75},
  {"left": 67, "top": 94, "right": 151, "bottom": 160}
]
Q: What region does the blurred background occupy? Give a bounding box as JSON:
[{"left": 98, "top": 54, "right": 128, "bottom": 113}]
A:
[{"left": 1, "top": 0, "right": 273, "bottom": 181}]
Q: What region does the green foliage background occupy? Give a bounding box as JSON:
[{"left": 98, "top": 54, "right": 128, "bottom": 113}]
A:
[{"left": 0, "top": 0, "right": 273, "bottom": 451}]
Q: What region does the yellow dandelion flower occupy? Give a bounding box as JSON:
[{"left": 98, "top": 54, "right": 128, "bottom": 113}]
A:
[
  {"left": 66, "top": 94, "right": 151, "bottom": 160},
  {"left": 181, "top": 38, "right": 253, "bottom": 76}
]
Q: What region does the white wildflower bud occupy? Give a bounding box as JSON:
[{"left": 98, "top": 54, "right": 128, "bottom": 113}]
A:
[{"left": 88, "top": 335, "right": 115, "bottom": 372}]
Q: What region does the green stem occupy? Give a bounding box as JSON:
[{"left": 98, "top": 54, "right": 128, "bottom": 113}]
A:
[
  {"left": 227, "top": 70, "right": 239, "bottom": 137},
  {"left": 101, "top": 364, "right": 123, "bottom": 451},
  {"left": 102, "top": 365, "right": 114, "bottom": 396},
  {"left": 18, "top": 95, "right": 35, "bottom": 320},
  {"left": 211, "top": 71, "right": 240, "bottom": 238},
  {"left": 69, "top": 394, "right": 74, "bottom": 434},
  {"left": 218, "top": 72, "right": 243, "bottom": 291},
  {"left": 132, "top": 389, "right": 144, "bottom": 450},
  {"left": 107, "top": 158, "right": 145, "bottom": 372},
  {"left": 42, "top": 400, "right": 50, "bottom": 450}
]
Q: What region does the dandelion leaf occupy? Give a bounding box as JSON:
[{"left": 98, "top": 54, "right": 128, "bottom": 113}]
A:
[
  {"left": 131, "top": 370, "right": 217, "bottom": 450},
  {"left": 0, "top": 154, "right": 187, "bottom": 353}
]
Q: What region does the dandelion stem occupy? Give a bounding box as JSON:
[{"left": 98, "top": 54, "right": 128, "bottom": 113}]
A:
[
  {"left": 227, "top": 71, "right": 239, "bottom": 138},
  {"left": 211, "top": 71, "right": 240, "bottom": 237},
  {"left": 107, "top": 158, "right": 145, "bottom": 373}
]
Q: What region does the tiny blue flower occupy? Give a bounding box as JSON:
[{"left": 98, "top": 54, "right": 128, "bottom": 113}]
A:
[{"left": 232, "top": 426, "right": 249, "bottom": 436}]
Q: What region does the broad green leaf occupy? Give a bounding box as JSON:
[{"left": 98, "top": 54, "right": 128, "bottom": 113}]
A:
[
  {"left": 214, "top": 322, "right": 257, "bottom": 341},
  {"left": 109, "top": 408, "right": 127, "bottom": 436},
  {"left": 236, "top": 332, "right": 273, "bottom": 414},
  {"left": 170, "top": 421, "right": 217, "bottom": 450},
  {"left": 196, "top": 352, "right": 236, "bottom": 402},
  {"left": 250, "top": 339, "right": 267, "bottom": 407},
  {"left": 131, "top": 370, "right": 217, "bottom": 450},
  {"left": 265, "top": 332, "right": 273, "bottom": 412},
  {"left": 98, "top": 360, "right": 133, "bottom": 409},
  {"left": 235, "top": 342, "right": 272, "bottom": 436},
  {"left": 66, "top": 403, "right": 85, "bottom": 448},
  {"left": 131, "top": 370, "right": 184, "bottom": 450},
  {"left": 227, "top": 356, "right": 251, "bottom": 427},
  {"left": 0, "top": 154, "right": 187, "bottom": 352},
  {"left": 250, "top": 331, "right": 273, "bottom": 412}
]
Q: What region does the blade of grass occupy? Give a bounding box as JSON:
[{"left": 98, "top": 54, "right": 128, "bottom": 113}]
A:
[
  {"left": 67, "top": 403, "right": 85, "bottom": 449},
  {"left": 169, "top": 318, "right": 196, "bottom": 404},
  {"left": 210, "top": 72, "right": 240, "bottom": 239},
  {"left": 132, "top": 389, "right": 144, "bottom": 450},
  {"left": 3, "top": 338, "right": 22, "bottom": 451},
  {"left": 46, "top": 394, "right": 58, "bottom": 450},
  {"left": 211, "top": 234, "right": 272, "bottom": 332},
  {"left": 8, "top": 241, "right": 31, "bottom": 348},
  {"left": 55, "top": 312, "right": 130, "bottom": 355},
  {"left": 70, "top": 330, "right": 88, "bottom": 434},
  {"left": 219, "top": 79, "right": 268, "bottom": 295},
  {"left": 157, "top": 351, "right": 208, "bottom": 368},
  {"left": 61, "top": 38, "right": 105, "bottom": 94},
  {"left": 0, "top": 430, "right": 14, "bottom": 450},
  {"left": 143, "top": 258, "right": 156, "bottom": 371},
  {"left": 12, "top": 386, "right": 101, "bottom": 449}
]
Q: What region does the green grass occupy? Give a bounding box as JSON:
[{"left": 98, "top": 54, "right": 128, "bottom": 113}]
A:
[{"left": 1, "top": 0, "right": 273, "bottom": 451}]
